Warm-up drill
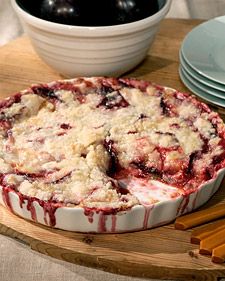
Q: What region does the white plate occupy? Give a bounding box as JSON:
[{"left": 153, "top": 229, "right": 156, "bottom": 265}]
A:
[
  {"left": 181, "top": 16, "right": 225, "bottom": 85},
  {"left": 180, "top": 51, "right": 225, "bottom": 92},
  {"left": 179, "top": 67, "right": 225, "bottom": 108},
  {"left": 180, "top": 62, "right": 225, "bottom": 100}
]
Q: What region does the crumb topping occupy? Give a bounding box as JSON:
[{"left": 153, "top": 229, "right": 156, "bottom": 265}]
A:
[{"left": 0, "top": 77, "right": 225, "bottom": 211}]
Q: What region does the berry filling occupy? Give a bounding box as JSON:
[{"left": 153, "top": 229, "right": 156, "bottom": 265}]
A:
[
  {"left": 0, "top": 93, "right": 21, "bottom": 110},
  {"left": 103, "top": 138, "right": 120, "bottom": 176},
  {"left": 32, "top": 85, "right": 60, "bottom": 100},
  {"left": 60, "top": 123, "right": 72, "bottom": 130},
  {"left": 97, "top": 89, "right": 129, "bottom": 109}
]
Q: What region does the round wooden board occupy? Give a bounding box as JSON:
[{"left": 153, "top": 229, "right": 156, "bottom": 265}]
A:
[
  {"left": 1, "top": 19, "right": 225, "bottom": 281},
  {"left": 1, "top": 181, "right": 225, "bottom": 281}
]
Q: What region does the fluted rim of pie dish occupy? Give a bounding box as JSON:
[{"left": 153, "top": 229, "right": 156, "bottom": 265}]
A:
[{"left": 0, "top": 167, "right": 224, "bottom": 233}]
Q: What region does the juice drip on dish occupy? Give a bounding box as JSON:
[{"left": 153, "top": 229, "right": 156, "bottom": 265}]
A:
[
  {"left": 18, "top": 194, "right": 37, "bottom": 222},
  {"left": 111, "top": 214, "right": 117, "bottom": 232},
  {"left": 26, "top": 199, "right": 37, "bottom": 222},
  {"left": 143, "top": 205, "right": 154, "bottom": 229},
  {"left": 17, "top": 195, "right": 37, "bottom": 222},
  {"left": 1, "top": 186, "right": 13, "bottom": 213},
  {"left": 84, "top": 208, "right": 119, "bottom": 232},
  {"left": 1, "top": 186, "right": 59, "bottom": 227},
  {"left": 176, "top": 194, "right": 190, "bottom": 216},
  {"left": 38, "top": 201, "right": 58, "bottom": 227},
  {"left": 84, "top": 208, "right": 94, "bottom": 223},
  {"left": 98, "top": 212, "right": 107, "bottom": 232},
  {"left": 191, "top": 189, "right": 199, "bottom": 210}
]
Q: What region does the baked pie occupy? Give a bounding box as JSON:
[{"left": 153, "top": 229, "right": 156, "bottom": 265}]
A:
[{"left": 0, "top": 77, "right": 225, "bottom": 232}]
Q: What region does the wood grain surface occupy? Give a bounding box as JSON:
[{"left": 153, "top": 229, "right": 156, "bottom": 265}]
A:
[{"left": 0, "top": 19, "right": 225, "bottom": 281}]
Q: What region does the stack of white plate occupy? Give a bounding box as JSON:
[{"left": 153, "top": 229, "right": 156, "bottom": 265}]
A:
[{"left": 179, "top": 16, "right": 225, "bottom": 108}]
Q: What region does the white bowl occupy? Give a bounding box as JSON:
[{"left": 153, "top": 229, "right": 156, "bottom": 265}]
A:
[{"left": 11, "top": 0, "right": 172, "bottom": 77}]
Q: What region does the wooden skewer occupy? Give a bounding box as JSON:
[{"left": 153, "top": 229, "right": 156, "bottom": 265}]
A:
[
  {"left": 174, "top": 204, "right": 225, "bottom": 230},
  {"left": 199, "top": 228, "right": 225, "bottom": 255},
  {"left": 191, "top": 220, "right": 225, "bottom": 244},
  {"left": 212, "top": 244, "right": 225, "bottom": 263}
]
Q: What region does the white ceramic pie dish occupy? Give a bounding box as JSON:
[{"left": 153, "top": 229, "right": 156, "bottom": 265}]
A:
[
  {"left": 0, "top": 79, "right": 225, "bottom": 233},
  {"left": 0, "top": 163, "right": 224, "bottom": 233}
]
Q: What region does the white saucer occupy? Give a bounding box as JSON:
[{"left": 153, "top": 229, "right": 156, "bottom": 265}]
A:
[
  {"left": 180, "top": 51, "right": 225, "bottom": 92},
  {"left": 179, "top": 67, "right": 225, "bottom": 108},
  {"left": 181, "top": 16, "right": 225, "bottom": 85},
  {"left": 180, "top": 63, "right": 225, "bottom": 100}
]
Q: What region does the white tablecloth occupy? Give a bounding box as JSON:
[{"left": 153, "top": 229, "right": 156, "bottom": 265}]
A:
[{"left": 0, "top": 235, "right": 164, "bottom": 281}]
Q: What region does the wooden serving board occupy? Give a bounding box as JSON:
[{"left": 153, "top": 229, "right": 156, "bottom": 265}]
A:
[{"left": 1, "top": 19, "right": 225, "bottom": 280}]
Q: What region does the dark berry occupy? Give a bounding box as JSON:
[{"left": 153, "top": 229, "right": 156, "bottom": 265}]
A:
[
  {"left": 40, "top": 0, "right": 81, "bottom": 25},
  {"left": 103, "top": 139, "right": 120, "bottom": 176},
  {"left": 97, "top": 90, "right": 129, "bottom": 110},
  {"left": 32, "top": 85, "right": 59, "bottom": 100}
]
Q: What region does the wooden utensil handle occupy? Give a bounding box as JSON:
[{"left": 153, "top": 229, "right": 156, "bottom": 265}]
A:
[
  {"left": 200, "top": 228, "right": 225, "bottom": 255},
  {"left": 175, "top": 204, "right": 225, "bottom": 230},
  {"left": 191, "top": 220, "right": 225, "bottom": 244}
]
